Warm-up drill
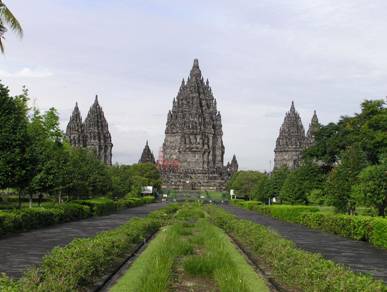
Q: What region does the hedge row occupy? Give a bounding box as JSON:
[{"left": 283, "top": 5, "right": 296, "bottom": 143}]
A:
[
  {"left": 0, "top": 196, "right": 155, "bottom": 237},
  {"left": 0, "top": 204, "right": 179, "bottom": 292},
  {"left": 206, "top": 206, "right": 387, "bottom": 292},
  {"left": 232, "top": 200, "right": 387, "bottom": 249}
]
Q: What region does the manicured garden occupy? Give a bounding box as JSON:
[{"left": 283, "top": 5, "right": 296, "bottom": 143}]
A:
[
  {"left": 1, "top": 203, "right": 386, "bottom": 292},
  {"left": 232, "top": 200, "right": 387, "bottom": 249}
]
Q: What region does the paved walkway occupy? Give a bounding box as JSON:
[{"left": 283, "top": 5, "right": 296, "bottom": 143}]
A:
[
  {"left": 0, "top": 202, "right": 165, "bottom": 278},
  {"left": 223, "top": 204, "right": 387, "bottom": 283}
]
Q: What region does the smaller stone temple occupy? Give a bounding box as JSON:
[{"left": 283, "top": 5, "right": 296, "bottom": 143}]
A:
[
  {"left": 226, "top": 155, "right": 239, "bottom": 175},
  {"left": 139, "top": 141, "right": 156, "bottom": 164},
  {"left": 66, "top": 96, "right": 113, "bottom": 165},
  {"left": 274, "top": 102, "right": 319, "bottom": 169}
]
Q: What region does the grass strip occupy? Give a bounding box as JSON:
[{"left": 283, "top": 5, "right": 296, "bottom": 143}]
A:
[{"left": 112, "top": 204, "right": 269, "bottom": 292}]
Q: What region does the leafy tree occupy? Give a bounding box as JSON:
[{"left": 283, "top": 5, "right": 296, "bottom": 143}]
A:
[
  {"left": 264, "top": 167, "right": 290, "bottom": 201},
  {"left": 252, "top": 175, "right": 269, "bottom": 203},
  {"left": 128, "top": 163, "right": 161, "bottom": 194},
  {"left": 0, "top": 83, "right": 28, "bottom": 190},
  {"left": 353, "top": 159, "right": 387, "bottom": 216},
  {"left": 305, "top": 99, "right": 386, "bottom": 166},
  {"left": 280, "top": 161, "right": 325, "bottom": 204},
  {"left": 325, "top": 144, "right": 367, "bottom": 214},
  {"left": 0, "top": 1, "right": 23, "bottom": 53},
  {"left": 108, "top": 165, "right": 132, "bottom": 198},
  {"left": 227, "top": 171, "right": 266, "bottom": 200}
]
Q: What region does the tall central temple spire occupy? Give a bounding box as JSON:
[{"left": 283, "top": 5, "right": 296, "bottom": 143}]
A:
[{"left": 161, "top": 59, "right": 233, "bottom": 191}]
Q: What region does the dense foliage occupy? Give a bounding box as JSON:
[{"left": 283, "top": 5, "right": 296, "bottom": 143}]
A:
[
  {"left": 0, "top": 81, "right": 161, "bottom": 206},
  {"left": 230, "top": 99, "right": 386, "bottom": 216},
  {"left": 227, "top": 171, "right": 266, "bottom": 200}
]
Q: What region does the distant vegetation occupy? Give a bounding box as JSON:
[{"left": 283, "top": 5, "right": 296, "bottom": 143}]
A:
[
  {"left": 228, "top": 99, "right": 387, "bottom": 216},
  {"left": 0, "top": 81, "right": 160, "bottom": 207}
]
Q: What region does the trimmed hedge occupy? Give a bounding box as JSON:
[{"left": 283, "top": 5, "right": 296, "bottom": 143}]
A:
[
  {"left": 0, "top": 196, "right": 155, "bottom": 237},
  {"left": 0, "top": 204, "right": 91, "bottom": 236},
  {"left": 206, "top": 206, "right": 387, "bottom": 292},
  {"left": 0, "top": 205, "right": 179, "bottom": 292},
  {"left": 232, "top": 201, "right": 387, "bottom": 249}
]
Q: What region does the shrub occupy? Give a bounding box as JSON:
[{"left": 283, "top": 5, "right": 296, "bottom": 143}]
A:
[
  {"left": 0, "top": 196, "right": 155, "bottom": 237},
  {"left": 0, "top": 204, "right": 91, "bottom": 236},
  {"left": 74, "top": 197, "right": 116, "bottom": 216},
  {"left": 206, "top": 206, "right": 386, "bottom": 291}
]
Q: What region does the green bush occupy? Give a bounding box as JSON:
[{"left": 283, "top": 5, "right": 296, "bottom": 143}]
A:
[
  {"left": 206, "top": 206, "right": 386, "bottom": 291},
  {"left": 0, "top": 206, "right": 178, "bottom": 291},
  {"left": 0, "top": 204, "right": 91, "bottom": 236},
  {"left": 233, "top": 201, "right": 387, "bottom": 249},
  {"left": 74, "top": 197, "right": 116, "bottom": 216}
]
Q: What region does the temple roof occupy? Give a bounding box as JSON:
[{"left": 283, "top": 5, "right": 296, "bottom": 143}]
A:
[
  {"left": 139, "top": 141, "right": 155, "bottom": 164},
  {"left": 275, "top": 101, "right": 306, "bottom": 149}
]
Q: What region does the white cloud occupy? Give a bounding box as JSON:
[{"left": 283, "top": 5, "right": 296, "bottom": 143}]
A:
[{"left": 0, "top": 67, "right": 53, "bottom": 78}]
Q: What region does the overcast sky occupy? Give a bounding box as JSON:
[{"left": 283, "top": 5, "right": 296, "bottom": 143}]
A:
[{"left": 1, "top": 0, "right": 387, "bottom": 171}]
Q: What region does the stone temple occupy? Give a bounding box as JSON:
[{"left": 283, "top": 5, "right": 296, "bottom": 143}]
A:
[
  {"left": 66, "top": 96, "right": 113, "bottom": 165},
  {"left": 274, "top": 102, "right": 319, "bottom": 169},
  {"left": 160, "top": 59, "right": 238, "bottom": 191},
  {"left": 139, "top": 141, "right": 156, "bottom": 164}
]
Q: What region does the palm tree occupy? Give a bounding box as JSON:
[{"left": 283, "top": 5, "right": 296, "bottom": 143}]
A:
[{"left": 0, "top": 0, "right": 23, "bottom": 53}]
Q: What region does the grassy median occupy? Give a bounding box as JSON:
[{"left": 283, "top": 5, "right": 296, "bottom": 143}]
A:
[{"left": 111, "top": 205, "right": 269, "bottom": 292}]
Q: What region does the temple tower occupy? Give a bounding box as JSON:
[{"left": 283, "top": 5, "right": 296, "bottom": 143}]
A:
[
  {"left": 274, "top": 101, "right": 306, "bottom": 169},
  {"left": 306, "top": 110, "right": 319, "bottom": 147},
  {"left": 139, "top": 141, "right": 156, "bottom": 164},
  {"left": 83, "top": 96, "right": 113, "bottom": 165},
  {"left": 161, "top": 59, "right": 228, "bottom": 190},
  {"left": 66, "top": 102, "right": 84, "bottom": 148},
  {"left": 227, "top": 155, "right": 239, "bottom": 175}
]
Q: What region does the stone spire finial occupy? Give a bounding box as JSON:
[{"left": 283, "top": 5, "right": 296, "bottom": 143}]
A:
[
  {"left": 190, "top": 58, "right": 202, "bottom": 79},
  {"left": 139, "top": 140, "right": 155, "bottom": 164},
  {"left": 290, "top": 101, "right": 295, "bottom": 112}
]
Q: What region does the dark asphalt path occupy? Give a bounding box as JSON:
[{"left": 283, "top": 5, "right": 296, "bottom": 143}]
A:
[
  {"left": 0, "top": 202, "right": 165, "bottom": 278},
  {"left": 223, "top": 204, "right": 387, "bottom": 283}
]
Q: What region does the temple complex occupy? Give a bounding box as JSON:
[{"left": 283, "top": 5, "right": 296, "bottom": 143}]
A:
[
  {"left": 274, "top": 102, "right": 318, "bottom": 169},
  {"left": 160, "top": 59, "right": 237, "bottom": 190},
  {"left": 66, "top": 96, "right": 113, "bottom": 165},
  {"left": 139, "top": 141, "right": 156, "bottom": 164}
]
